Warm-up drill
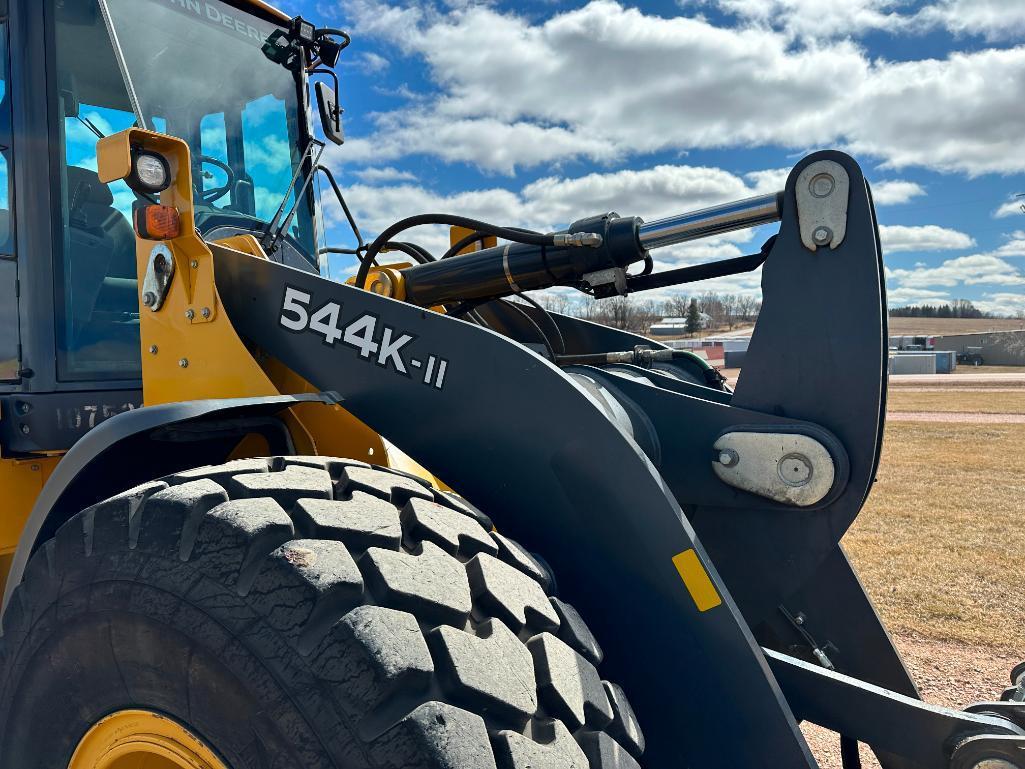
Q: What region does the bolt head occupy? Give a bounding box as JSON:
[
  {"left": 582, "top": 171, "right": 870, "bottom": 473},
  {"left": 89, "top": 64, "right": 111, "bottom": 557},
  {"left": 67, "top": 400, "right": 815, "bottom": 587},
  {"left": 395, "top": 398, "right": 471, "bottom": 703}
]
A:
[
  {"left": 201, "top": 307, "right": 211, "bottom": 319},
  {"left": 19, "top": 424, "right": 30, "bottom": 435},
  {"left": 148, "top": 344, "right": 158, "bottom": 354},
  {"left": 809, "top": 173, "right": 835, "bottom": 198},
  {"left": 185, "top": 308, "right": 195, "bottom": 320},
  {"left": 813, "top": 226, "right": 833, "bottom": 246},
  {"left": 178, "top": 358, "right": 189, "bottom": 368},
  {"left": 718, "top": 449, "right": 740, "bottom": 468},
  {"left": 190, "top": 259, "right": 199, "bottom": 269},
  {"left": 142, "top": 291, "right": 157, "bottom": 307}
]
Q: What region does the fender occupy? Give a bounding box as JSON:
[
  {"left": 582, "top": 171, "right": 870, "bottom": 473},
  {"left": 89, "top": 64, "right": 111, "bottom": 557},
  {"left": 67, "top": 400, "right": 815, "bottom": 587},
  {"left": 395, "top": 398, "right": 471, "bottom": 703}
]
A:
[{"left": 1, "top": 392, "right": 335, "bottom": 612}]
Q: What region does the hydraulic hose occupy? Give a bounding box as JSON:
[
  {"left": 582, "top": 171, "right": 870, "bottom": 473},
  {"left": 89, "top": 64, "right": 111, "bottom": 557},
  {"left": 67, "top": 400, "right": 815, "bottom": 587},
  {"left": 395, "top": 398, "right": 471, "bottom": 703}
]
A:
[{"left": 355, "top": 214, "right": 558, "bottom": 289}]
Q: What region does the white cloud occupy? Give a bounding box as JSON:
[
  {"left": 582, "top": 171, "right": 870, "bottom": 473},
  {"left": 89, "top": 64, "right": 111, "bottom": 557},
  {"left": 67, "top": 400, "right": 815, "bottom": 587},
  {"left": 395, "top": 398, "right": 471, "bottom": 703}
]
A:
[
  {"left": 358, "top": 52, "right": 390, "bottom": 73},
  {"left": 338, "top": 1, "right": 1025, "bottom": 176},
  {"left": 714, "top": 0, "right": 908, "bottom": 41},
  {"left": 353, "top": 166, "right": 418, "bottom": 183},
  {"left": 994, "top": 199, "right": 1025, "bottom": 219},
  {"left": 888, "top": 253, "right": 1025, "bottom": 288},
  {"left": 879, "top": 224, "right": 975, "bottom": 253},
  {"left": 917, "top": 0, "right": 1025, "bottom": 42},
  {"left": 708, "top": 0, "right": 1025, "bottom": 44},
  {"left": 871, "top": 180, "right": 926, "bottom": 205},
  {"left": 744, "top": 168, "right": 790, "bottom": 194},
  {"left": 993, "top": 231, "right": 1025, "bottom": 258},
  {"left": 520, "top": 164, "right": 758, "bottom": 226},
  {"left": 974, "top": 292, "right": 1025, "bottom": 316},
  {"left": 886, "top": 287, "right": 951, "bottom": 306}
]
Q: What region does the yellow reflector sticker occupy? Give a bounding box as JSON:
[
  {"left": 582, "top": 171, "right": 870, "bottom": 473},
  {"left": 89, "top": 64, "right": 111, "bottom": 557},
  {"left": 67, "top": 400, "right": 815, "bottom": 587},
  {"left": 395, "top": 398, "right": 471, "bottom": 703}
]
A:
[{"left": 672, "top": 548, "right": 722, "bottom": 612}]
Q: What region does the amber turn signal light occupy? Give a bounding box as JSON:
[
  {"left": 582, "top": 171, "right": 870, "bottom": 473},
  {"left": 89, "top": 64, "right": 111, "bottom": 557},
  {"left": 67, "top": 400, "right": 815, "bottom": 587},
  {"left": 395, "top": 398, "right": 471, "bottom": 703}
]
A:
[{"left": 134, "top": 204, "right": 182, "bottom": 241}]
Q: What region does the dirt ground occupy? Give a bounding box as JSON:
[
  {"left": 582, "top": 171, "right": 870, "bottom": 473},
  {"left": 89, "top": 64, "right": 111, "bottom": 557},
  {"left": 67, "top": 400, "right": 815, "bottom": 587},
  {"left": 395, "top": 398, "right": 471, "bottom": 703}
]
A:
[
  {"left": 803, "top": 383, "right": 1025, "bottom": 768},
  {"left": 804, "top": 635, "right": 1020, "bottom": 768}
]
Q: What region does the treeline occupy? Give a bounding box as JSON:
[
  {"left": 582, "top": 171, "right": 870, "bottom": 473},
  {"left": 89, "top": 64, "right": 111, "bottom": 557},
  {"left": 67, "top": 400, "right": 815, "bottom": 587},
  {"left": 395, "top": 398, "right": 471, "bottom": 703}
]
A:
[
  {"left": 889, "top": 300, "right": 991, "bottom": 319},
  {"left": 536, "top": 291, "right": 761, "bottom": 334}
]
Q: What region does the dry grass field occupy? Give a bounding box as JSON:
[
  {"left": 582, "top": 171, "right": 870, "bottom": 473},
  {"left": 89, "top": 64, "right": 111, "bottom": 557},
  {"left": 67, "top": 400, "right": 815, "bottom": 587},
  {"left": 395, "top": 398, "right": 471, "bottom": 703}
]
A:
[
  {"left": 845, "top": 420, "right": 1025, "bottom": 649},
  {"left": 886, "top": 389, "right": 1025, "bottom": 414},
  {"left": 805, "top": 382, "right": 1025, "bottom": 767},
  {"left": 888, "top": 317, "right": 1025, "bottom": 335}
]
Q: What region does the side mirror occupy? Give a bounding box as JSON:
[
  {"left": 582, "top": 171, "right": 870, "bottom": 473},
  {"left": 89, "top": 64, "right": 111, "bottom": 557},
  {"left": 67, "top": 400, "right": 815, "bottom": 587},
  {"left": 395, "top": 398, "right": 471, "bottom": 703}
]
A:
[{"left": 316, "top": 82, "right": 344, "bottom": 146}]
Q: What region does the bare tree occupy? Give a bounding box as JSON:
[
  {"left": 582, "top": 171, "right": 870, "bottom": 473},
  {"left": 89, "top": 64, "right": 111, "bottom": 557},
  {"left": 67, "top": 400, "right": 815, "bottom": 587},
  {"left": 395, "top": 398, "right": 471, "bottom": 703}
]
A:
[
  {"left": 663, "top": 293, "right": 692, "bottom": 320},
  {"left": 534, "top": 292, "right": 577, "bottom": 316},
  {"left": 720, "top": 294, "right": 740, "bottom": 329},
  {"left": 736, "top": 295, "right": 759, "bottom": 323},
  {"left": 699, "top": 292, "right": 725, "bottom": 328},
  {"left": 581, "top": 296, "right": 663, "bottom": 332}
]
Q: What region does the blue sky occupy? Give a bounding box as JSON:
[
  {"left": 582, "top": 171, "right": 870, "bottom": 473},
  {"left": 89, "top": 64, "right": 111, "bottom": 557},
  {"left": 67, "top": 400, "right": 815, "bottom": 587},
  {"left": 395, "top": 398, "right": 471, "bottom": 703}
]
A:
[{"left": 274, "top": 0, "right": 1025, "bottom": 314}]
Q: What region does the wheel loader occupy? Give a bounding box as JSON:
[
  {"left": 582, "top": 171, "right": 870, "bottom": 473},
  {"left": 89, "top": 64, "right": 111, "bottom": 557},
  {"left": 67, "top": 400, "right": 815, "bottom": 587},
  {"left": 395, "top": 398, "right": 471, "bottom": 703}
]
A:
[{"left": 0, "top": 0, "right": 1021, "bottom": 767}]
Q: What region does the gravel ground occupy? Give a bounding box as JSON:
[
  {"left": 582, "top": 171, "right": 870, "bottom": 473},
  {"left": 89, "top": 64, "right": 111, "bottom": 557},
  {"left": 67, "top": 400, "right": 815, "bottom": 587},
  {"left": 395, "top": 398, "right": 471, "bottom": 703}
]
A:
[
  {"left": 893, "top": 387, "right": 1025, "bottom": 393},
  {"left": 803, "top": 634, "right": 1021, "bottom": 768},
  {"left": 886, "top": 411, "right": 1025, "bottom": 423},
  {"left": 889, "top": 373, "right": 1025, "bottom": 386}
]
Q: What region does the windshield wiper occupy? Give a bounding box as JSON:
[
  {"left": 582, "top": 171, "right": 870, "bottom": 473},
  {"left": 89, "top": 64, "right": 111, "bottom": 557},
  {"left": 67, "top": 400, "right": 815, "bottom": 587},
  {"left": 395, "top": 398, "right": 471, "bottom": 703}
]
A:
[
  {"left": 76, "top": 114, "right": 106, "bottom": 140},
  {"left": 260, "top": 139, "right": 326, "bottom": 254}
]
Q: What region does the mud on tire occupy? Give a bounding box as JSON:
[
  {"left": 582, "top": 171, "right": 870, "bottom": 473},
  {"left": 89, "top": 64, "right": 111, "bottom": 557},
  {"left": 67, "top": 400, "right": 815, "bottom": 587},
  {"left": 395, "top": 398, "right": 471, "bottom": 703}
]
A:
[{"left": 0, "top": 456, "right": 645, "bottom": 769}]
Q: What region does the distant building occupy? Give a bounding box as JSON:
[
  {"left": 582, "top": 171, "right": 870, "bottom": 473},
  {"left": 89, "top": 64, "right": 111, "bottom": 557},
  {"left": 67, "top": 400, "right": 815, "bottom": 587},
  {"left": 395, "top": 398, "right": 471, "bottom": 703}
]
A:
[
  {"left": 932, "top": 330, "right": 1025, "bottom": 366},
  {"left": 649, "top": 314, "right": 712, "bottom": 335}
]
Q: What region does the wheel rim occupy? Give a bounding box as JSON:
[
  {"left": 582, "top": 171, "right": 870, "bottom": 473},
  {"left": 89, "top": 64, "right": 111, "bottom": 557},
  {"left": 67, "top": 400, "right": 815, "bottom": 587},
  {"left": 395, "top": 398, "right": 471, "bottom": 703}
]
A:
[{"left": 68, "top": 709, "right": 229, "bottom": 769}]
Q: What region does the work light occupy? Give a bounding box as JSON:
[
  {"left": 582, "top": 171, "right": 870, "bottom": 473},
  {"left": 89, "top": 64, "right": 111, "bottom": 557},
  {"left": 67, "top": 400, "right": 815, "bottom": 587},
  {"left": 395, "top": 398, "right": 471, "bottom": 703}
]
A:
[{"left": 128, "top": 149, "right": 171, "bottom": 194}]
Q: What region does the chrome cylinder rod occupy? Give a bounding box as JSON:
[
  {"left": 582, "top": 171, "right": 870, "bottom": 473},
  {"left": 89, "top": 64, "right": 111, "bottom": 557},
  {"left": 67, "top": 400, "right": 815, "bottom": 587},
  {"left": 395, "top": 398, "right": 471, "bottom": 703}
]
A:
[{"left": 638, "top": 192, "right": 783, "bottom": 251}]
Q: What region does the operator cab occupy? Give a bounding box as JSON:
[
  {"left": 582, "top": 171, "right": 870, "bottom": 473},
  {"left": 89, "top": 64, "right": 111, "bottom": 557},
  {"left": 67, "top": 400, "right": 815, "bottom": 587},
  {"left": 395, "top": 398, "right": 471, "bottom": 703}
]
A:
[
  {"left": 0, "top": 0, "right": 329, "bottom": 452},
  {"left": 54, "top": 0, "right": 319, "bottom": 380}
]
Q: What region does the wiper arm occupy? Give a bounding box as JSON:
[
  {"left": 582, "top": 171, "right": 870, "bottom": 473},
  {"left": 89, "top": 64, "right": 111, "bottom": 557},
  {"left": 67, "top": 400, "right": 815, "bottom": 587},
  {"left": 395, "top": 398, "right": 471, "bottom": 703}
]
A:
[
  {"left": 77, "top": 115, "right": 106, "bottom": 140},
  {"left": 96, "top": 0, "right": 149, "bottom": 131},
  {"left": 260, "top": 138, "right": 326, "bottom": 254}
]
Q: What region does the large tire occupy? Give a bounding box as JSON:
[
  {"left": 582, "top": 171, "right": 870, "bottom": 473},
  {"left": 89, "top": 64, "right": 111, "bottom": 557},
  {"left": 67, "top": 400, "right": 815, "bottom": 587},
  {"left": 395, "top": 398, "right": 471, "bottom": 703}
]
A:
[{"left": 0, "top": 456, "right": 645, "bottom": 769}]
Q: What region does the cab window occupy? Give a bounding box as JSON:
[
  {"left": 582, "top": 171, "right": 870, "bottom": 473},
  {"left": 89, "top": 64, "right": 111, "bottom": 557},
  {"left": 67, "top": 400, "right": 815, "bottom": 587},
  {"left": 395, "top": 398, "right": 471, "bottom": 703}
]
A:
[
  {"left": 0, "top": 13, "right": 16, "bottom": 382},
  {"left": 52, "top": 0, "right": 143, "bottom": 380}
]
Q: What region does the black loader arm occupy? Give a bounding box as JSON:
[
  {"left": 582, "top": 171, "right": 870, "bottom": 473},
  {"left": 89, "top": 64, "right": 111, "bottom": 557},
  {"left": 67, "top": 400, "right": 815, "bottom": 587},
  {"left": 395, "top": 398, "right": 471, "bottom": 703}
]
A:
[
  {"left": 214, "top": 244, "right": 820, "bottom": 769},
  {"left": 206, "top": 151, "right": 1021, "bottom": 768}
]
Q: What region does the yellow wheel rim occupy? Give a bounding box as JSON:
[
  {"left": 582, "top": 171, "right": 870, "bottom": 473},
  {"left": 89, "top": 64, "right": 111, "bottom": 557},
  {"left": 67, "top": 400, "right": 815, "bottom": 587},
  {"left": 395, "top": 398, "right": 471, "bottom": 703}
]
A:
[{"left": 68, "top": 709, "right": 229, "bottom": 769}]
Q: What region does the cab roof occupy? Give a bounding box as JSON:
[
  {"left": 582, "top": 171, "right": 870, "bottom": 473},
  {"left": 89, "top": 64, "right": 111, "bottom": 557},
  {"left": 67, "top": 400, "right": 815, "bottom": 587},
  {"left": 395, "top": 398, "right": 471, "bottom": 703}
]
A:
[{"left": 238, "top": 0, "right": 290, "bottom": 23}]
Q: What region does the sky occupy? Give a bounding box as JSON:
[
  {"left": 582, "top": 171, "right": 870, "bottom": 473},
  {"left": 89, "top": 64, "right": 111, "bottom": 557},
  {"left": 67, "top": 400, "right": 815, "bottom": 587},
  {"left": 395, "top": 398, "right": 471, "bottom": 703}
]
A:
[{"left": 273, "top": 0, "right": 1025, "bottom": 315}]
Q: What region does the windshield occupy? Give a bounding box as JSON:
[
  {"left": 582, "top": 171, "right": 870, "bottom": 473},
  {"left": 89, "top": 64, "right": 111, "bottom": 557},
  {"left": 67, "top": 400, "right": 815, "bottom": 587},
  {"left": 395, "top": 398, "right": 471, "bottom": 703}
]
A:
[{"left": 99, "top": 0, "right": 317, "bottom": 260}]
